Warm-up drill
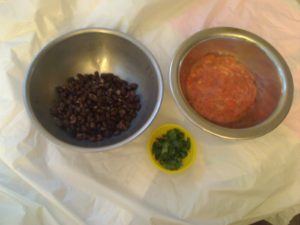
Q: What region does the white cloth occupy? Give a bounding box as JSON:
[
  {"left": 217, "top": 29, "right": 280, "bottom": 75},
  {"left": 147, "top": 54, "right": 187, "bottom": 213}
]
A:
[{"left": 1, "top": 0, "right": 300, "bottom": 225}]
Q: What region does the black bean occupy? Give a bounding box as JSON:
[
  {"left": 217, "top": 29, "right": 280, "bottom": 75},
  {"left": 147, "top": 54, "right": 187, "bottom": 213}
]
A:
[
  {"left": 88, "top": 93, "right": 98, "bottom": 102},
  {"left": 70, "top": 115, "right": 77, "bottom": 124},
  {"left": 51, "top": 71, "right": 141, "bottom": 142},
  {"left": 128, "top": 83, "right": 138, "bottom": 91},
  {"left": 89, "top": 122, "right": 96, "bottom": 128},
  {"left": 95, "top": 134, "right": 103, "bottom": 141},
  {"left": 77, "top": 74, "right": 84, "bottom": 80},
  {"left": 67, "top": 77, "right": 76, "bottom": 83}
]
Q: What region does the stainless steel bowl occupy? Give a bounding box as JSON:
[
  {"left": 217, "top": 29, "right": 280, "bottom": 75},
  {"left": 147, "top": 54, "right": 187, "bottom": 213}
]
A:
[
  {"left": 24, "top": 28, "right": 163, "bottom": 151},
  {"left": 170, "top": 27, "right": 293, "bottom": 139}
]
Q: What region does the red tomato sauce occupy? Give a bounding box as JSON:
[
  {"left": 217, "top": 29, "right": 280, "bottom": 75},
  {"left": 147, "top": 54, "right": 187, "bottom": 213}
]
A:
[{"left": 182, "top": 53, "right": 257, "bottom": 126}]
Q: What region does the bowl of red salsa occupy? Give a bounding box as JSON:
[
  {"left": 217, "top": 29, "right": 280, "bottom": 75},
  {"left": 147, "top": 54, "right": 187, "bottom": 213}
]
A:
[{"left": 169, "top": 27, "right": 294, "bottom": 139}]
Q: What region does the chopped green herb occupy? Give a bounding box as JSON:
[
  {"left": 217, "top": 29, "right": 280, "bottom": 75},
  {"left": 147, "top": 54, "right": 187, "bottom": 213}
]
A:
[{"left": 152, "top": 128, "right": 191, "bottom": 170}]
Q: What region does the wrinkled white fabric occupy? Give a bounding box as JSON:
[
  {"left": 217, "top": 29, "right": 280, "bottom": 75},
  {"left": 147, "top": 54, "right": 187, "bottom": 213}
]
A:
[{"left": 1, "top": 1, "right": 300, "bottom": 225}]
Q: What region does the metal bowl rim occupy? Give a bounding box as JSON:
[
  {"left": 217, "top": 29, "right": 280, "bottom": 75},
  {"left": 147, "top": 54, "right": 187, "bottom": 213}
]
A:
[
  {"left": 23, "top": 28, "right": 164, "bottom": 152},
  {"left": 169, "top": 27, "right": 294, "bottom": 139}
]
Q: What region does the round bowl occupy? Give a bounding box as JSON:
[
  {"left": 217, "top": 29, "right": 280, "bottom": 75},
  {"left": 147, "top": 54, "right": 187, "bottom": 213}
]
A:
[
  {"left": 24, "top": 28, "right": 163, "bottom": 151},
  {"left": 147, "top": 124, "right": 197, "bottom": 174},
  {"left": 170, "top": 27, "right": 294, "bottom": 139}
]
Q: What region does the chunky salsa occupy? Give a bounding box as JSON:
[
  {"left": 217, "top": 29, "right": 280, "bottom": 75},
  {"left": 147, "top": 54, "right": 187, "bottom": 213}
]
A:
[{"left": 183, "top": 53, "right": 257, "bottom": 125}]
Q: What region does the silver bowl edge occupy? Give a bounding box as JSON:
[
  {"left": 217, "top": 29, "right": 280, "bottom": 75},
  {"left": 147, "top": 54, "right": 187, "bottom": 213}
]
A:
[
  {"left": 23, "top": 28, "right": 164, "bottom": 152},
  {"left": 169, "top": 27, "right": 294, "bottom": 139}
]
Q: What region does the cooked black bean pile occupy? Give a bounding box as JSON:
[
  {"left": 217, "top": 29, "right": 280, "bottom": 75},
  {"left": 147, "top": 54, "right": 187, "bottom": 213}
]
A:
[{"left": 51, "top": 72, "right": 141, "bottom": 142}]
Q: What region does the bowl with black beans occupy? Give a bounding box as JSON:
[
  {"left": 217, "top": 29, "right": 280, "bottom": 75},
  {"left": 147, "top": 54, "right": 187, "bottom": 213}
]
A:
[{"left": 24, "top": 28, "right": 163, "bottom": 151}]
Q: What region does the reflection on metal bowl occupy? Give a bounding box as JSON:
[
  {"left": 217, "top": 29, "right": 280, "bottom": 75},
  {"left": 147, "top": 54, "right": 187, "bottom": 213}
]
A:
[
  {"left": 170, "top": 27, "right": 294, "bottom": 139},
  {"left": 24, "top": 28, "right": 163, "bottom": 151}
]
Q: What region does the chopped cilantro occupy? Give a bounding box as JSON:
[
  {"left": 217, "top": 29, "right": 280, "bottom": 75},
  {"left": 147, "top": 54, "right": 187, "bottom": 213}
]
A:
[{"left": 152, "top": 128, "right": 191, "bottom": 170}]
